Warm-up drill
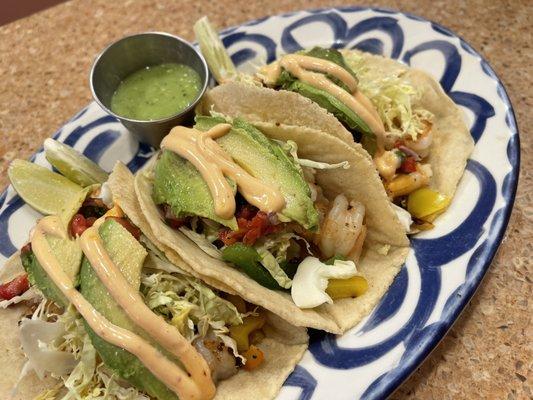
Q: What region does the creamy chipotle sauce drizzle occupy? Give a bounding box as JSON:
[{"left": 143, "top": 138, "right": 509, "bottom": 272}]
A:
[
  {"left": 31, "top": 215, "right": 215, "bottom": 400},
  {"left": 261, "top": 54, "right": 386, "bottom": 153},
  {"left": 161, "top": 123, "right": 285, "bottom": 219}
]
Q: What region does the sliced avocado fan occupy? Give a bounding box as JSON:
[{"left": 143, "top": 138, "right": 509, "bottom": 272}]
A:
[
  {"left": 153, "top": 116, "right": 318, "bottom": 231},
  {"left": 24, "top": 219, "right": 182, "bottom": 400},
  {"left": 196, "top": 116, "right": 319, "bottom": 230},
  {"left": 153, "top": 149, "right": 238, "bottom": 230}
]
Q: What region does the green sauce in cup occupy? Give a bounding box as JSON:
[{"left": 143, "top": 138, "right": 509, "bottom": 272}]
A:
[{"left": 110, "top": 63, "right": 202, "bottom": 121}]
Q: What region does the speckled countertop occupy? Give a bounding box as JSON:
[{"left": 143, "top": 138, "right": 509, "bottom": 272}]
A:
[{"left": 0, "top": 0, "right": 530, "bottom": 398}]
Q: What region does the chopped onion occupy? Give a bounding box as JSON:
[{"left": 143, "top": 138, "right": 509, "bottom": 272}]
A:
[{"left": 398, "top": 145, "right": 421, "bottom": 161}]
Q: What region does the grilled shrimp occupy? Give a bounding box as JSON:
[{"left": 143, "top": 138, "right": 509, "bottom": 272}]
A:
[
  {"left": 193, "top": 332, "right": 238, "bottom": 383},
  {"left": 405, "top": 123, "right": 433, "bottom": 158},
  {"left": 318, "top": 194, "right": 365, "bottom": 259}
]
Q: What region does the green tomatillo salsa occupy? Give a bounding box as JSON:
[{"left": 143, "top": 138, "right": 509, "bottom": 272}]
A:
[{"left": 110, "top": 62, "right": 202, "bottom": 121}]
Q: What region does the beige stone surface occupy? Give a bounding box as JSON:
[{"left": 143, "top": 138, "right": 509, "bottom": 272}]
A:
[{"left": 0, "top": 0, "right": 530, "bottom": 398}]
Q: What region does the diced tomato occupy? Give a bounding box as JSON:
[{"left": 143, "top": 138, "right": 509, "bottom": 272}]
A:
[
  {"left": 249, "top": 212, "right": 268, "bottom": 230},
  {"left": 219, "top": 229, "right": 239, "bottom": 246},
  {"left": 263, "top": 224, "right": 282, "bottom": 235},
  {"left": 20, "top": 243, "right": 32, "bottom": 255},
  {"left": 400, "top": 156, "right": 418, "bottom": 173},
  {"left": 70, "top": 213, "right": 88, "bottom": 237},
  {"left": 106, "top": 217, "right": 141, "bottom": 240},
  {"left": 0, "top": 274, "right": 29, "bottom": 300},
  {"left": 236, "top": 205, "right": 257, "bottom": 220},
  {"left": 242, "top": 228, "right": 262, "bottom": 245},
  {"left": 86, "top": 217, "right": 97, "bottom": 227},
  {"left": 220, "top": 210, "right": 280, "bottom": 247}
]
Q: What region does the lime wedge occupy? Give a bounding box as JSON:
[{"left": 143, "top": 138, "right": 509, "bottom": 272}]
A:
[
  {"left": 8, "top": 159, "right": 85, "bottom": 215},
  {"left": 44, "top": 139, "right": 108, "bottom": 187}
]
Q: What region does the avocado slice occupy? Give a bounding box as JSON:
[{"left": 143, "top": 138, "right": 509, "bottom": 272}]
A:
[
  {"left": 153, "top": 149, "right": 238, "bottom": 230},
  {"left": 300, "top": 47, "right": 357, "bottom": 92},
  {"left": 22, "top": 234, "right": 82, "bottom": 307},
  {"left": 275, "top": 47, "right": 377, "bottom": 154},
  {"left": 195, "top": 116, "right": 319, "bottom": 230},
  {"left": 80, "top": 219, "right": 180, "bottom": 400}
]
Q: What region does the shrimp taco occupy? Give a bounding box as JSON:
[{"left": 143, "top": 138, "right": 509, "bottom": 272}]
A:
[
  {"left": 194, "top": 17, "right": 474, "bottom": 231},
  {"left": 0, "top": 148, "right": 308, "bottom": 400},
  {"left": 134, "top": 113, "right": 409, "bottom": 334}
]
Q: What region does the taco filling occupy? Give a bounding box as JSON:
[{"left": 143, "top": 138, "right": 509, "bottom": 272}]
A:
[
  {"left": 150, "top": 115, "right": 369, "bottom": 308},
  {"left": 3, "top": 147, "right": 307, "bottom": 400},
  {"left": 195, "top": 17, "right": 474, "bottom": 231}
]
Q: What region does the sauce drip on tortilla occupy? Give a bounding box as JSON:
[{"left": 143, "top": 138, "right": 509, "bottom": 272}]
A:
[
  {"left": 261, "top": 54, "right": 386, "bottom": 153},
  {"left": 31, "top": 215, "right": 215, "bottom": 400},
  {"left": 161, "top": 123, "right": 285, "bottom": 219}
]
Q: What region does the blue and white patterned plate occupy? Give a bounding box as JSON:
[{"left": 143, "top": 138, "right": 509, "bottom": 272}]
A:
[{"left": 0, "top": 7, "right": 519, "bottom": 400}]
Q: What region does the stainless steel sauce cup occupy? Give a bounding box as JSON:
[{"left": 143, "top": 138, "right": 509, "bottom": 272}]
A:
[{"left": 90, "top": 32, "right": 209, "bottom": 148}]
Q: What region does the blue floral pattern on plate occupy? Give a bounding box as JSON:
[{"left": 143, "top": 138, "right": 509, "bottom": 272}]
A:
[{"left": 0, "top": 7, "right": 519, "bottom": 400}]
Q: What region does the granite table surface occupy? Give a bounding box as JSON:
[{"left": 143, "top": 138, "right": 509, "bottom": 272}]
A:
[{"left": 0, "top": 0, "right": 530, "bottom": 399}]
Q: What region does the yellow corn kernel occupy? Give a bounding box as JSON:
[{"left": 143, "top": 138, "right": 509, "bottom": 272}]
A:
[
  {"left": 326, "top": 276, "right": 368, "bottom": 299},
  {"left": 407, "top": 187, "right": 450, "bottom": 219},
  {"left": 386, "top": 172, "right": 428, "bottom": 198},
  {"left": 229, "top": 312, "right": 266, "bottom": 352}
]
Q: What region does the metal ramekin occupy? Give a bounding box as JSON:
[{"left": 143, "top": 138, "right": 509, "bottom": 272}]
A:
[{"left": 90, "top": 32, "right": 209, "bottom": 148}]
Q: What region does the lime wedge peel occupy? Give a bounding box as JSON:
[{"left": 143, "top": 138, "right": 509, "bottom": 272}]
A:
[
  {"left": 44, "top": 138, "right": 108, "bottom": 187},
  {"left": 8, "top": 159, "right": 86, "bottom": 216}
]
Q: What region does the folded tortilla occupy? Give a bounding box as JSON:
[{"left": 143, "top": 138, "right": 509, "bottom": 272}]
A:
[
  {"left": 134, "top": 121, "right": 409, "bottom": 334},
  {"left": 198, "top": 49, "right": 473, "bottom": 200},
  {"left": 0, "top": 164, "right": 308, "bottom": 400}
]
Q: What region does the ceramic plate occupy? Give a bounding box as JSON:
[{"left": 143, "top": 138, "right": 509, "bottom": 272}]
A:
[{"left": 0, "top": 7, "right": 519, "bottom": 400}]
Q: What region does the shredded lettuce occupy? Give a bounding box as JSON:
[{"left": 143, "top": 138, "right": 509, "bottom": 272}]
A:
[
  {"left": 257, "top": 231, "right": 312, "bottom": 263},
  {"left": 257, "top": 248, "right": 292, "bottom": 289},
  {"left": 282, "top": 140, "right": 350, "bottom": 170},
  {"left": 17, "top": 301, "right": 148, "bottom": 400},
  {"left": 18, "top": 317, "right": 77, "bottom": 379},
  {"left": 343, "top": 52, "right": 433, "bottom": 141},
  {"left": 142, "top": 272, "right": 242, "bottom": 341}
]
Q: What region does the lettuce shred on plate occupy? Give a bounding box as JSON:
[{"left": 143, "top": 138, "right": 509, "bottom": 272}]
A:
[
  {"left": 18, "top": 299, "right": 148, "bottom": 400},
  {"left": 343, "top": 51, "right": 434, "bottom": 141},
  {"left": 141, "top": 272, "right": 244, "bottom": 359},
  {"left": 19, "top": 270, "right": 246, "bottom": 399}
]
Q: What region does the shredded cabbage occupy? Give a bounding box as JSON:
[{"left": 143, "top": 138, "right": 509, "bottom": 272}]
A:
[
  {"left": 343, "top": 52, "right": 433, "bottom": 141},
  {"left": 257, "top": 248, "right": 292, "bottom": 289},
  {"left": 142, "top": 272, "right": 242, "bottom": 341},
  {"left": 257, "top": 231, "right": 312, "bottom": 263},
  {"left": 18, "top": 317, "right": 77, "bottom": 379},
  {"left": 17, "top": 301, "right": 148, "bottom": 400},
  {"left": 281, "top": 140, "right": 350, "bottom": 170}
]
